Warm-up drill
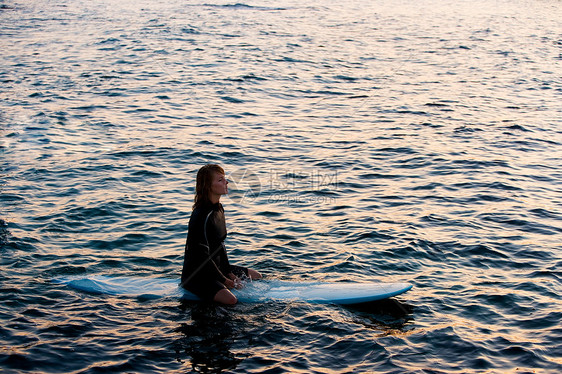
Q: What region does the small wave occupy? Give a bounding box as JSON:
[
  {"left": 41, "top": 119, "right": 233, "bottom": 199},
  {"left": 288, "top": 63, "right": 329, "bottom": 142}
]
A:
[
  {"left": 479, "top": 213, "right": 562, "bottom": 235},
  {"left": 0, "top": 219, "right": 9, "bottom": 248},
  {"left": 202, "top": 3, "right": 288, "bottom": 11},
  {"left": 221, "top": 96, "right": 245, "bottom": 103}
]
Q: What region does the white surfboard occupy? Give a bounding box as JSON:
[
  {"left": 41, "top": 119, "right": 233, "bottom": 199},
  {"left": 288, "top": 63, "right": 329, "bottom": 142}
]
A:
[{"left": 53, "top": 275, "right": 412, "bottom": 305}]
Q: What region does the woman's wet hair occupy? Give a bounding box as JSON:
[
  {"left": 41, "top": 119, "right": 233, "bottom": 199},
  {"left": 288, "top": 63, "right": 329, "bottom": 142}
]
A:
[{"left": 193, "top": 164, "right": 225, "bottom": 209}]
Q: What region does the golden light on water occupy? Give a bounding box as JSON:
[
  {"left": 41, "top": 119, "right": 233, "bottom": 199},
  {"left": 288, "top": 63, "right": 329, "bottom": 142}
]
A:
[{"left": 1, "top": 0, "right": 561, "bottom": 372}]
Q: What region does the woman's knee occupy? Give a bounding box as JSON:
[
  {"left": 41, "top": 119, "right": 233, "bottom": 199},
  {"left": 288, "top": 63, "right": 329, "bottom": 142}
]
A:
[
  {"left": 248, "top": 268, "right": 262, "bottom": 280},
  {"left": 214, "top": 289, "right": 237, "bottom": 305}
]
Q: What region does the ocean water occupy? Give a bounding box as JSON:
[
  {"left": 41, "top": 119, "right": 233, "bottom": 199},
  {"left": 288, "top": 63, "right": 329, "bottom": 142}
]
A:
[{"left": 1, "top": 0, "right": 561, "bottom": 372}]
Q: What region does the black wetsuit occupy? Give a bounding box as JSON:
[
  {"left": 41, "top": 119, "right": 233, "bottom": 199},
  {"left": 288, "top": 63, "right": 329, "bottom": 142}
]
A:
[{"left": 181, "top": 202, "right": 247, "bottom": 300}]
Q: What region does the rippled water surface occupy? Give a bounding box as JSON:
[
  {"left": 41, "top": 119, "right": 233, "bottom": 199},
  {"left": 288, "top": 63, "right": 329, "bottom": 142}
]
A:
[{"left": 1, "top": 0, "right": 561, "bottom": 372}]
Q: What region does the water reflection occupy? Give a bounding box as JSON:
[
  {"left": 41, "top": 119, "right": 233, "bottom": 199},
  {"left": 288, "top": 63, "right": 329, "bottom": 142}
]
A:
[
  {"left": 174, "top": 298, "right": 414, "bottom": 373},
  {"left": 175, "top": 302, "right": 246, "bottom": 373},
  {"left": 346, "top": 298, "right": 415, "bottom": 336}
]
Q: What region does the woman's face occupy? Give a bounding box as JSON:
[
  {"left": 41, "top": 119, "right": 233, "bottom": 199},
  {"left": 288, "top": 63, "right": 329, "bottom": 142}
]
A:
[{"left": 210, "top": 171, "right": 228, "bottom": 198}]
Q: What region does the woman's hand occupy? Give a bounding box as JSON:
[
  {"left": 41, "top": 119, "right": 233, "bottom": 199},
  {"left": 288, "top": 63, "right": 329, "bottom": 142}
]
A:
[
  {"left": 224, "top": 278, "right": 236, "bottom": 289},
  {"left": 225, "top": 274, "right": 243, "bottom": 289}
]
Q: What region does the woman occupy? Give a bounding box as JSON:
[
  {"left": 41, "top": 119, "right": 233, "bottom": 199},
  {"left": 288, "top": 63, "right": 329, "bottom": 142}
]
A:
[{"left": 181, "top": 164, "right": 262, "bottom": 305}]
